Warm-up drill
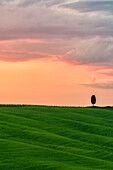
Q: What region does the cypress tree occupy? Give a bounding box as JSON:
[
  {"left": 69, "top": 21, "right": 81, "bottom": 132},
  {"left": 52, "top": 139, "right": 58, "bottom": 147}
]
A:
[{"left": 91, "top": 95, "right": 96, "bottom": 106}]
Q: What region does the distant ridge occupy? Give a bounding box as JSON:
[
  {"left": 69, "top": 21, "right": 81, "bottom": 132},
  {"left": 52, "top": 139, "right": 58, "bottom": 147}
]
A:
[{"left": 0, "top": 104, "right": 113, "bottom": 108}]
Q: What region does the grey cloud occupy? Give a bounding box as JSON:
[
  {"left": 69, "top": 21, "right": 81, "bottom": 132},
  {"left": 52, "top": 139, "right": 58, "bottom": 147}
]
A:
[
  {"left": 63, "top": 37, "right": 113, "bottom": 68},
  {"left": 0, "top": 0, "right": 113, "bottom": 67},
  {"left": 0, "top": 0, "right": 16, "bottom": 5},
  {"left": 18, "top": 0, "right": 39, "bottom": 7},
  {"left": 84, "top": 81, "right": 113, "bottom": 89},
  {"left": 0, "top": 3, "right": 113, "bottom": 40},
  {"left": 18, "top": 0, "right": 66, "bottom": 7},
  {"left": 62, "top": 1, "right": 113, "bottom": 15}
]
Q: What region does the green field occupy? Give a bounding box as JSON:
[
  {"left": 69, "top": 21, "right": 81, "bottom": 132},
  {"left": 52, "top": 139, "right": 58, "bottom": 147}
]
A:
[{"left": 0, "top": 106, "right": 113, "bottom": 169}]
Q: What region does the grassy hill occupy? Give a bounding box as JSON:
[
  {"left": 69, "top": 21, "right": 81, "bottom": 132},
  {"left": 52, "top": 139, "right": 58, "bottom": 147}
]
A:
[{"left": 0, "top": 106, "right": 113, "bottom": 169}]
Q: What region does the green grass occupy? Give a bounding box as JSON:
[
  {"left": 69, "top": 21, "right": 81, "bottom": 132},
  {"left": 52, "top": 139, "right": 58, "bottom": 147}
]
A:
[{"left": 0, "top": 106, "right": 113, "bottom": 169}]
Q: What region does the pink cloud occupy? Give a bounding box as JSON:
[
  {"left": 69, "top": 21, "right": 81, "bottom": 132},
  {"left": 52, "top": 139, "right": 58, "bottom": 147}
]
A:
[{"left": 0, "top": 39, "right": 47, "bottom": 44}]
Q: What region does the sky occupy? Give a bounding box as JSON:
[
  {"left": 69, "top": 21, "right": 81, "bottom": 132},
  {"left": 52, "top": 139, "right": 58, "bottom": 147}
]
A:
[{"left": 0, "top": 0, "right": 113, "bottom": 106}]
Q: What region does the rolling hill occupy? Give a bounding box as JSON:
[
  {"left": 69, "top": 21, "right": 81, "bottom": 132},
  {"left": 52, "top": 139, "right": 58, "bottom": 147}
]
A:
[{"left": 0, "top": 105, "right": 113, "bottom": 169}]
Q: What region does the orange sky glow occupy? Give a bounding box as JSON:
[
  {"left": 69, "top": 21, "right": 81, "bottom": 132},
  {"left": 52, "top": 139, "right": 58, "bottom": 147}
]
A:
[{"left": 0, "top": 58, "right": 113, "bottom": 106}]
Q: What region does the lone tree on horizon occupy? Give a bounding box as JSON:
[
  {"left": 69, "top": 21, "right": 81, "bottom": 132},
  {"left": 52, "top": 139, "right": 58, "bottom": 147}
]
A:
[{"left": 91, "top": 95, "right": 96, "bottom": 106}]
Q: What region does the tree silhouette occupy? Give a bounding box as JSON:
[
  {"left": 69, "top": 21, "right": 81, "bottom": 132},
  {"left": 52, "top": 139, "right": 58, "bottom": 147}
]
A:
[{"left": 91, "top": 95, "right": 96, "bottom": 106}]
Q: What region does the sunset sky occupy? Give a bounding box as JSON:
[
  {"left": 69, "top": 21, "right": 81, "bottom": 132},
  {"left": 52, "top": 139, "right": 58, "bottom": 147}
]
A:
[{"left": 0, "top": 0, "right": 113, "bottom": 106}]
